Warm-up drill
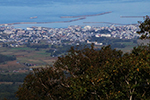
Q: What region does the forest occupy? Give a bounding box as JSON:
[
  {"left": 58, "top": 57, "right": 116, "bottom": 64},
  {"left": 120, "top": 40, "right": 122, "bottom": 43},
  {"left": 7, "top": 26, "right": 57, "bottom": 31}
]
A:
[
  {"left": 0, "top": 73, "right": 28, "bottom": 82},
  {"left": 0, "top": 73, "right": 28, "bottom": 100},
  {"left": 0, "top": 54, "right": 16, "bottom": 64},
  {"left": 16, "top": 44, "right": 150, "bottom": 100}
]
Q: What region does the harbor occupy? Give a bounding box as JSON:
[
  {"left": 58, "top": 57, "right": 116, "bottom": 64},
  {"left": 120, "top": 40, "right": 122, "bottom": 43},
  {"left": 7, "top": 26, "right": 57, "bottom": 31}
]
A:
[
  {"left": 0, "top": 17, "right": 86, "bottom": 26},
  {"left": 60, "top": 11, "right": 112, "bottom": 18}
]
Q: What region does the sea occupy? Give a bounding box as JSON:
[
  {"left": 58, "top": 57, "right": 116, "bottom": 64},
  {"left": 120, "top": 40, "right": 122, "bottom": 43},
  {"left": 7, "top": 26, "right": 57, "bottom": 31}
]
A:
[{"left": 0, "top": 0, "right": 150, "bottom": 28}]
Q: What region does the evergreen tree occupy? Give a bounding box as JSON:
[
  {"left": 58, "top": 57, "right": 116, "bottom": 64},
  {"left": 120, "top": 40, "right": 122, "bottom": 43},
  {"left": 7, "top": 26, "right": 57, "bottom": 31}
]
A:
[{"left": 137, "top": 15, "right": 150, "bottom": 39}]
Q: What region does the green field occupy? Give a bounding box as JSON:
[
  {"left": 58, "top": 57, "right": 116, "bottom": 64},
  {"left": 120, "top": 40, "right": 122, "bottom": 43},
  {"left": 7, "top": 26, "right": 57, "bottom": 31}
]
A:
[
  {"left": 0, "top": 46, "right": 57, "bottom": 72},
  {"left": 0, "top": 39, "right": 149, "bottom": 72}
]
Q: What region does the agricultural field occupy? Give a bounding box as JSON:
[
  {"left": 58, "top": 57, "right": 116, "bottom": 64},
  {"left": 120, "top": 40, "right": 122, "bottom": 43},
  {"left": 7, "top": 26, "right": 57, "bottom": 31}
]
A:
[
  {"left": 0, "top": 46, "right": 57, "bottom": 72},
  {"left": 0, "top": 39, "right": 149, "bottom": 73}
]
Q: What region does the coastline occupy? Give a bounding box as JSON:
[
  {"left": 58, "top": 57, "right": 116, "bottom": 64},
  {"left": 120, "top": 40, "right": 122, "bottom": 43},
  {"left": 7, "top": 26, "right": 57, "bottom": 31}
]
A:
[
  {"left": 0, "top": 11, "right": 112, "bottom": 27},
  {"left": 0, "top": 17, "right": 86, "bottom": 26},
  {"left": 60, "top": 11, "right": 112, "bottom": 18}
]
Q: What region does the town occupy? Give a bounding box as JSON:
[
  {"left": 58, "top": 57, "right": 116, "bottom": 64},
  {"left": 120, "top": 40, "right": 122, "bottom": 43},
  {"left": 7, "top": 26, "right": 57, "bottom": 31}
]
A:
[{"left": 0, "top": 24, "right": 140, "bottom": 47}]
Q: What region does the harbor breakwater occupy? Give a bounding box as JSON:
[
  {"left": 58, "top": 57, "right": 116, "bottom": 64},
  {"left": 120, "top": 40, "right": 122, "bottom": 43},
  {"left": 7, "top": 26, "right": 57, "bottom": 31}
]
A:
[
  {"left": 60, "top": 11, "right": 112, "bottom": 18},
  {"left": 0, "top": 11, "right": 112, "bottom": 26},
  {"left": 0, "top": 17, "right": 86, "bottom": 26}
]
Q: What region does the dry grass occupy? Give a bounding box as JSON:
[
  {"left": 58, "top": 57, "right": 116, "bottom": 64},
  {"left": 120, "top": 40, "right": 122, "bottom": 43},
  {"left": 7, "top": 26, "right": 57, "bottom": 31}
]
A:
[{"left": 0, "top": 60, "right": 24, "bottom": 69}]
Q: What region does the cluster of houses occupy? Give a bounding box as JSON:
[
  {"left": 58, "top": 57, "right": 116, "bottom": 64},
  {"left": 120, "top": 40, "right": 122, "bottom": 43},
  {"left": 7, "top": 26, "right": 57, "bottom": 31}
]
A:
[{"left": 0, "top": 24, "right": 141, "bottom": 47}]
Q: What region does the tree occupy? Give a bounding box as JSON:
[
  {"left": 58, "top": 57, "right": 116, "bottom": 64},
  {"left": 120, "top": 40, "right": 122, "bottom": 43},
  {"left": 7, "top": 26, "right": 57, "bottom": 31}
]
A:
[
  {"left": 137, "top": 15, "right": 150, "bottom": 39},
  {"left": 16, "top": 44, "right": 150, "bottom": 100},
  {"left": 0, "top": 54, "right": 16, "bottom": 64},
  {"left": 101, "top": 45, "right": 150, "bottom": 100}
]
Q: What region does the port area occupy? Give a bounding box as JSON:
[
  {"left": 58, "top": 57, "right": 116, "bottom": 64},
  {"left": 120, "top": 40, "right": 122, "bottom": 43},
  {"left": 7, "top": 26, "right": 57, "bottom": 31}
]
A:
[
  {"left": 0, "top": 17, "right": 86, "bottom": 26},
  {"left": 60, "top": 11, "right": 112, "bottom": 18},
  {"left": 0, "top": 11, "right": 112, "bottom": 26}
]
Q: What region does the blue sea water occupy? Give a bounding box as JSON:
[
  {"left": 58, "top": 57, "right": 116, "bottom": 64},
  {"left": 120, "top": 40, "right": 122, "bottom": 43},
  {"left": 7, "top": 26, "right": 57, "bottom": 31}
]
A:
[{"left": 0, "top": 0, "right": 150, "bottom": 28}]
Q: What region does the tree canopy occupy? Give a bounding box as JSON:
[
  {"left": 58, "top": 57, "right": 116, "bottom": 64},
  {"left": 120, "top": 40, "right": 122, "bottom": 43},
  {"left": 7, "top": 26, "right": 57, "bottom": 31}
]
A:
[
  {"left": 137, "top": 15, "right": 150, "bottom": 39},
  {"left": 16, "top": 44, "right": 150, "bottom": 100},
  {"left": 0, "top": 54, "right": 16, "bottom": 64}
]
